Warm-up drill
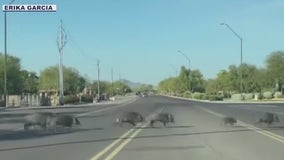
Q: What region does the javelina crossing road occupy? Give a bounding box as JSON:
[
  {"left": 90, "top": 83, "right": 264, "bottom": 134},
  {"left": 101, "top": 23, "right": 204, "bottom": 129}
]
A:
[
  {"left": 114, "top": 111, "right": 144, "bottom": 127},
  {"left": 24, "top": 112, "right": 55, "bottom": 130},
  {"left": 47, "top": 115, "right": 81, "bottom": 128},
  {"left": 150, "top": 113, "right": 174, "bottom": 127},
  {"left": 255, "top": 112, "right": 280, "bottom": 126},
  {"left": 221, "top": 117, "right": 237, "bottom": 126}
]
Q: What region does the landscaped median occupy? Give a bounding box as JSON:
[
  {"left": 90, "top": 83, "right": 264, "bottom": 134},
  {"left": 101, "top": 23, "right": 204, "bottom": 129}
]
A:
[
  {"left": 1, "top": 95, "right": 138, "bottom": 111},
  {"left": 162, "top": 94, "right": 284, "bottom": 104}
]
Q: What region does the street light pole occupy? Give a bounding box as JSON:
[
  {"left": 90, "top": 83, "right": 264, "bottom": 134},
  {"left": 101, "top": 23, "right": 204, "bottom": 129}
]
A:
[
  {"left": 177, "top": 50, "right": 190, "bottom": 69},
  {"left": 220, "top": 23, "right": 243, "bottom": 98},
  {"left": 177, "top": 50, "right": 192, "bottom": 92},
  {"left": 3, "top": 0, "right": 16, "bottom": 107},
  {"left": 97, "top": 60, "right": 100, "bottom": 102},
  {"left": 111, "top": 68, "right": 114, "bottom": 96},
  {"left": 169, "top": 64, "right": 178, "bottom": 77}
]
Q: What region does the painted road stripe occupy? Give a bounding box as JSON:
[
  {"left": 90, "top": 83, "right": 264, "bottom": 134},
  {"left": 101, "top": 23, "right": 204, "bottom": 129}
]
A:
[
  {"left": 198, "top": 106, "right": 284, "bottom": 144},
  {"left": 89, "top": 107, "right": 164, "bottom": 160},
  {"left": 90, "top": 128, "right": 135, "bottom": 160},
  {"left": 76, "top": 98, "right": 138, "bottom": 118},
  {"left": 103, "top": 123, "right": 148, "bottom": 160}
]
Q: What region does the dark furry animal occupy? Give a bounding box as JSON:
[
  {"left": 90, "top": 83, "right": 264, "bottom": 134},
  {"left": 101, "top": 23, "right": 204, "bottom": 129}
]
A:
[
  {"left": 47, "top": 115, "right": 81, "bottom": 128},
  {"left": 24, "top": 112, "right": 55, "bottom": 130},
  {"left": 114, "top": 111, "right": 144, "bottom": 127},
  {"left": 255, "top": 112, "right": 280, "bottom": 126},
  {"left": 150, "top": 113, "right": 174, "bottom": 127},
  {"left": 222, "top": 117, "right": 237, "bottom": 126}
]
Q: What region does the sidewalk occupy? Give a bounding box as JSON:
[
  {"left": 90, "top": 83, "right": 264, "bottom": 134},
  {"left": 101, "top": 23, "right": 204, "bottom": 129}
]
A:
[
  {"left": 0, "top": 95, "right": 138, "bottom": 111},
  {"left": 164, "top": 95, "right": 284, "bottom": 104}
]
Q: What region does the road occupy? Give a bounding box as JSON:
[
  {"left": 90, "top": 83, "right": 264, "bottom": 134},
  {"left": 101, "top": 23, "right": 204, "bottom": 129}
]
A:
[{"left": 0, "top": 95, "right": 283, "bottom": 160}]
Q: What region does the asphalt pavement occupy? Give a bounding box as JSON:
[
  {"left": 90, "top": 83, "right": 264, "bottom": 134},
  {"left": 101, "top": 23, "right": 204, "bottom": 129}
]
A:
[{"left": 0, "top": 95, "right": 283, "bottom": 160}]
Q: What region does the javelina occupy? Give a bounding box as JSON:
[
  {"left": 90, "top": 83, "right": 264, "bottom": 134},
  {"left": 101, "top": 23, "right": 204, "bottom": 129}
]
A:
[
  {"left": 47, "top": 115, "right": 81, "bottom": 128},
  {"left": 114, "top": 111, "right": 144, "bottom": 127},
  {"left": 150, "top": 113, "right": 174, "bottom": 127},
  {"left": 221, "top": 117, "right": 237, "bottom": 126},
  {"left": 24, "top": 112, "right": 55, "bottom": 130},
  {"left": 255, "top": 112, "right": 280, "bottom": 126}
]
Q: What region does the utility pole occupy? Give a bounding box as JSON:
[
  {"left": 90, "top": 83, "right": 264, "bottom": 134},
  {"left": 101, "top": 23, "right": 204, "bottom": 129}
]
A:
[
  {"left": 4, "top": 9, "right": 8, "bottom": 107},
  {"left": 3, "top": 0, "right": 16, "bottom": 107},
  {"left": 97, "top": 60, "right": 100, "bottom": 102},
  {"left": 111, "top": 68, "right": 114, "bottom": 96},
  {"left": 57, "top": 20, "right": 67, "bottom": 105}
]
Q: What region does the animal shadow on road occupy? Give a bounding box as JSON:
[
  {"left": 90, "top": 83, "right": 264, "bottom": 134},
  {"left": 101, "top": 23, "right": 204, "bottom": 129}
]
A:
[
  {"left": 0, "top": 111, "right": 86, "bottom": 124},
  {"left": 1, "top": 126, "right": 282, "bottom": 152},
  {"left": 0, "top": 127, "right": 104, "bottom": 141},
  {"left": 136, "top": 125, "right": 194, "bottom": 129}
]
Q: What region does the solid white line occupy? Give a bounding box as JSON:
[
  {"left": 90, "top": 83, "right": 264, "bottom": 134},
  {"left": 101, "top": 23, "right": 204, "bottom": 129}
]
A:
[{"left": 198, "top": 106, "right": 284, "bottom": 144}]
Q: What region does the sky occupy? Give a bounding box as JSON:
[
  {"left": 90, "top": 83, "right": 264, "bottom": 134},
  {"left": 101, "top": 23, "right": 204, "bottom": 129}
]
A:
[{"left": 0, "top": 0, "right": 284, "bottom": 85}]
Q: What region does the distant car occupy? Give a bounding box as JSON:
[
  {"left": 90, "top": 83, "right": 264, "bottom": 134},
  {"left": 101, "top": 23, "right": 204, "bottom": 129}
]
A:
[{"left": 141, "top": 93, "right": 148, "bottom": 97}]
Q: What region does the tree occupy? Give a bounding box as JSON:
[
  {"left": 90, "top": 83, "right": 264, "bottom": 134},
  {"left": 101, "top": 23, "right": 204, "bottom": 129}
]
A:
[
  {"left": 190, "top": 69, "right": 205, "bottom": 93},
  {"left": 39, "top": 65, "right": 85, "bottom": 95},
  {"left": 21, "top": 70, "right": 39, "bottom": 94},
  {"left": 157, "top": 77, "right": 183, "bottom": 94},
  {"left": 265, "top": 51, "right": 284, "bottom": 91},
  {"left": 134, "top": 84, "right": 155, "bottom": 93},
  {"left": 228, "top": 65, "right": 240, "bottom": 92},
  {"left": 90, "top": 81, "right": 111, "bottom": 95},
  {"left": 178, "top": 66, "right": 190, "bottom": 92},
  {"left": 240, "top": 63, "right": 260, "bottom": 93},
  {"left": 205, "top": 79, "right": 218, "bottom": 94},
  {"left": 0, "top": 53, "right": 24, "bottom": 94},
  {"left": 113, "top": 81, "right": 132, "bottom": 95}
]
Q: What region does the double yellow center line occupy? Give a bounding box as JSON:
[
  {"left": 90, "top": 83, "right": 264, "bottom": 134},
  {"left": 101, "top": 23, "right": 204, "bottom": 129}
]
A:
[{"left": 90, "top": 107, "right": 164, "bottom": 160}]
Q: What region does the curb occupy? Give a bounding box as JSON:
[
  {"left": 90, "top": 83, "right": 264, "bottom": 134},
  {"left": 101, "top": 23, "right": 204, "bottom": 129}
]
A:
[
  {"left": 1, "top": 96, "right": 138, "bottom": 111},
  {"left": 162, "top": 95, "right": 284, "bottom": 104}
]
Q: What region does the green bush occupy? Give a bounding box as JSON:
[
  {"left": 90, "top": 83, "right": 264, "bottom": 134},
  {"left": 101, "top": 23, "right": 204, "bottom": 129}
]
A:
[
  {"left": 193, "top": 92, "right": 206, "bottom": 100},
  {"left": 81, "top": 94, "right": 93, "bottom": 103},
  {"left": 276, "top": 94, "right": 284, "bottom": 98},
  {"left": 208, "top": 95, "right": 223, "bottom": 101},
  {"left": 192, "top": 92, "right": 201, "bottom": 99},
  {"left": 203, "top": 94, "right": 209, "bottom": 100},
  {"left": 244, "top": 93, "right": 254, "bottom": 100},
  {"left": 64, "top": 95, "right": 79, "bottom": 104},
  {"left": 182, "top": 92, "right": 192, "bottom": 98},
  {"left": 263, "top": 91, "right": 272, "bottom": 99},
  {"left": 0, "top": 100, "right": 5, "bottom": 107},
  {"left": 231, "top": 94, "right": 242, "bottom": 101},
  {"left": 274, "top": 91, "right": 282, "bottom": 98}
]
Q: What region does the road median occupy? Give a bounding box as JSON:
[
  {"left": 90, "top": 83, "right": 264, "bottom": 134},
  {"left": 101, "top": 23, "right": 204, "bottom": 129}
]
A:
[
  {"left": 1, "top": 95, "right": 139, "bottom": 111},
  {"left": 162, "top": 95, "right": 284, "bottom": 104}
]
